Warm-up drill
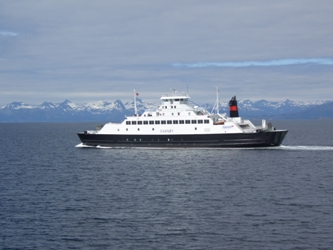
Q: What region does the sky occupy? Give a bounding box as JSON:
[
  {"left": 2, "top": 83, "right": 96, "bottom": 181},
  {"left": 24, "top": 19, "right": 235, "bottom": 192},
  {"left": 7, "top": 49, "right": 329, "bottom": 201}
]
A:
[{"left": 1, "top": 0, "right": 333, "bottom": 105}]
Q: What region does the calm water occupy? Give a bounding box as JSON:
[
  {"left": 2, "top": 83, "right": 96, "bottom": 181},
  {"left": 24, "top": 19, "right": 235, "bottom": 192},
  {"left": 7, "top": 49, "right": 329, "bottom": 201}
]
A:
[{"left": 1, "top": 120, "right": 333, "bottom": 249}]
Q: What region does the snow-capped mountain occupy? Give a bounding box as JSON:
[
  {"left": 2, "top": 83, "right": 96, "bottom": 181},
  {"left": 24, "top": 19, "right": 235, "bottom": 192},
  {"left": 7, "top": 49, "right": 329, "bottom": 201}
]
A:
[
  {"left": 124, "top": 98, "right": 158, "bottom": 114},
  {"left": 0, "top": 98, "right": 332, "bottom": 122}
]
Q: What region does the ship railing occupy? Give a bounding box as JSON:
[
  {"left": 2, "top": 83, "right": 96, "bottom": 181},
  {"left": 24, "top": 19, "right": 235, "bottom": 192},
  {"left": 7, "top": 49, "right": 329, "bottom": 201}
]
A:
[
  {"left": 144, "top": 109, "right": 156, "bottom": 113},
  {"left": 126, "top": 108, "right": 158, "bottom": 118}
]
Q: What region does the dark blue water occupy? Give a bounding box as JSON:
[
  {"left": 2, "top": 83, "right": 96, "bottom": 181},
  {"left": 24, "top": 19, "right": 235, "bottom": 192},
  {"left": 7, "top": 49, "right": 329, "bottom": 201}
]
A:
[{"left": 1, "top": 120, "right": 333, "bottom": 249}]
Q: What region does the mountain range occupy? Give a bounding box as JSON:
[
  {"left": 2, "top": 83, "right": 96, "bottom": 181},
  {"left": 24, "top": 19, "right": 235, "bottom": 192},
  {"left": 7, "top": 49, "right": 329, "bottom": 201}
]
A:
[{"left": 1, "top": 98, "right": 332, "bottom": 122}]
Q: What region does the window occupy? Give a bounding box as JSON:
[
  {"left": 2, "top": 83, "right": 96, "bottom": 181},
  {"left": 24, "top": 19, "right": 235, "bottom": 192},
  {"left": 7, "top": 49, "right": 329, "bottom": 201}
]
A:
[
  {"left": 179, "top": 120, "right": 184, "bottom": 124},
  {"left": 126, "top": 121, "right": 131, "bottom": 125},
  {"left": 167, "top": 120, "right": 172, "bottom": 124},
  {"left": 143, "top": 121, "right": 148, "bottom": 125},
  {"left": 161, "top": 120, "right": 166, "bottom": 124},
  {"left": 173, "top": 120, "right": 178, "bottom": 124},
  {"left": 138, "top": 121, "right": 143, "bottom": 125},
  {"left": 155, "top": 120, "right": 160, "bottom": 125},
  {"left": 149, "top": 121, "right": 154, "bottom": 125},
  {"left": 185, "top": 120, "right": 191, "bottom": 124},
  {"left": 198, "top": 120, "right": 203, "bottom": 124},
  {"left": 191, "top": 120, "right": 197, "bottom": 124},
  {"left": 204, "top": 120, "right": 210, "bottom": 124},
  {"left": 132, "top": 121, "right": 137, "bottom": 125}
]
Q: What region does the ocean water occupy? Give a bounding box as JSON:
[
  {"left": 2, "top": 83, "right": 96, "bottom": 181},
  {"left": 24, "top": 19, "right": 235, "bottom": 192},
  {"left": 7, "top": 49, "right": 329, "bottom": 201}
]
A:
[{"left": 1, "top": 120, "right": 333, "bottom": 249}]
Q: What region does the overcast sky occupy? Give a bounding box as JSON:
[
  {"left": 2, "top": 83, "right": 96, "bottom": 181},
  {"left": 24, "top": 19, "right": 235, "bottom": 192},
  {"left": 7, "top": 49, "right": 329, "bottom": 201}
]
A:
[{"left": 1, "top": 0, "right": 333, "bottom": 105}]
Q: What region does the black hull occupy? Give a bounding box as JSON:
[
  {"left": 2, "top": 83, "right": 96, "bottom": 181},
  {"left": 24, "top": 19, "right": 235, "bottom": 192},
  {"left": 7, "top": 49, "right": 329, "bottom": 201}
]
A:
[{"left": 77, "top": 130, "right": 288, "bottom": 148}]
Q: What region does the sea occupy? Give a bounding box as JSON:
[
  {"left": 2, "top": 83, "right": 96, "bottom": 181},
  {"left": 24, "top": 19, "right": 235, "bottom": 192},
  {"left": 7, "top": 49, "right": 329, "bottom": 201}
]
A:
[{"left": 1, "top": 120, "right": 333, "bottom": 250}]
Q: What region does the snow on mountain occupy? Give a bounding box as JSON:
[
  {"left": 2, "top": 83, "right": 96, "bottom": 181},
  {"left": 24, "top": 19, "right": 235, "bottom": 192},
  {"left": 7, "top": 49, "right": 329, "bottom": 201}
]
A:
[
  {"left": 57, "top": 99, "right": 80, "bottom": 111},
  {"left": 82, "top": 100, "right": 125, "bottom": 112},
  {"left": 1, "top": 98, "right": 332, "bottom": 122},
  {"left": 2, "top": 102, "right": 35, "bottom": 110},
  {"left": 124, "top": 98, "right": 159, "bottom": 114},
  {"left": 40, "top": 101, "right": 57, "bottom": 110}
]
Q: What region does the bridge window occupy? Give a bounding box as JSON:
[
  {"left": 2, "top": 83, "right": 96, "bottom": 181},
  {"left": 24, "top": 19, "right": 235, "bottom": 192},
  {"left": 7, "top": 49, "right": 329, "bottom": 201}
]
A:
[
  {"left": 173, "top": 120, "right": 178, "bottom": 124},
  {"left": 191, "top": 120, "right": 197, "bottom": 124},
  {"left": 149, "top": 121, "right": 154, "bottom": 125}
]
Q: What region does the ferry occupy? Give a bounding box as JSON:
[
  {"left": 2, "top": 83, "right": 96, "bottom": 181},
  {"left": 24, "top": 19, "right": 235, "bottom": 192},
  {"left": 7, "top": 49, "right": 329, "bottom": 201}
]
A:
[{"left": 77, "top": 89, "right": 288, "bottom": 148}]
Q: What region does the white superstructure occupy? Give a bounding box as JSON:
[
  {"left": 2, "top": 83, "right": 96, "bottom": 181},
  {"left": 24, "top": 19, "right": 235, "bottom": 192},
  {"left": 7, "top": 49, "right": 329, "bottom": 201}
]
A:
[{"left": 91, "top": 91, "right": 260, "bottom": 136}]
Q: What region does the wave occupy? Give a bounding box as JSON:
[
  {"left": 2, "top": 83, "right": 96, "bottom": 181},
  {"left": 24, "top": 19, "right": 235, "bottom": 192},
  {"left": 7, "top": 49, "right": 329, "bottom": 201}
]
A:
[
  {"left": 75, "top": 143, "right": 95, "bottom": 148},
  {"left": 279, "top": 145, "right": 333, "bottom": 151}
]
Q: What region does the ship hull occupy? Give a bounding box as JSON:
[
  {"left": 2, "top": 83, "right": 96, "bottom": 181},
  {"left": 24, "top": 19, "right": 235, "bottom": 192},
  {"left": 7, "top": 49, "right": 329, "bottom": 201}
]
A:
[{"left": 77, "top": 130, "right": 288, "bottom": 148}]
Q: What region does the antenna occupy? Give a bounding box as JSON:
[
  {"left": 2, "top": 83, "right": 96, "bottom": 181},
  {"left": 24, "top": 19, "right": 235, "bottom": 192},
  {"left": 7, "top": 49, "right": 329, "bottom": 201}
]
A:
[
  {"left": 134, "top": 88, "right": 138, "bottom": 116},
  {"left": 211, "top": 85, "right": 220, "bottom": 114}
]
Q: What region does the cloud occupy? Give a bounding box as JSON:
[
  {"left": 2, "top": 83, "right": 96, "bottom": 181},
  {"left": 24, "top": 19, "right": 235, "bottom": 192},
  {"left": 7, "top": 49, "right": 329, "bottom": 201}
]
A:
[
  {"left": 1, "top": 1, "right": 333, "bottom": 105},
  {"left": 172, "top": 58, "right": 333, "bottom": 68},
  {"left": 0, "top": 31, "right": 18, "bottom": 37}
]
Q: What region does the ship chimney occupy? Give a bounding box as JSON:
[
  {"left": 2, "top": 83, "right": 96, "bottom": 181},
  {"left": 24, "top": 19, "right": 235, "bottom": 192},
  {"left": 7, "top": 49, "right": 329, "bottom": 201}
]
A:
[{"left": 229, "top": 96, "right": 239, "bottom": 117}]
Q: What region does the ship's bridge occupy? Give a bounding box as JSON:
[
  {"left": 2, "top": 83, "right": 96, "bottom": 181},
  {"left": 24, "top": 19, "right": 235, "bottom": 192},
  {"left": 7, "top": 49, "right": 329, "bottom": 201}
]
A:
[
  {"left": 159, "top": 94, "right": 192, "bottom": 113},
  {"left": 160, "top": 94, "right": 190, "bottom": 105}
]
